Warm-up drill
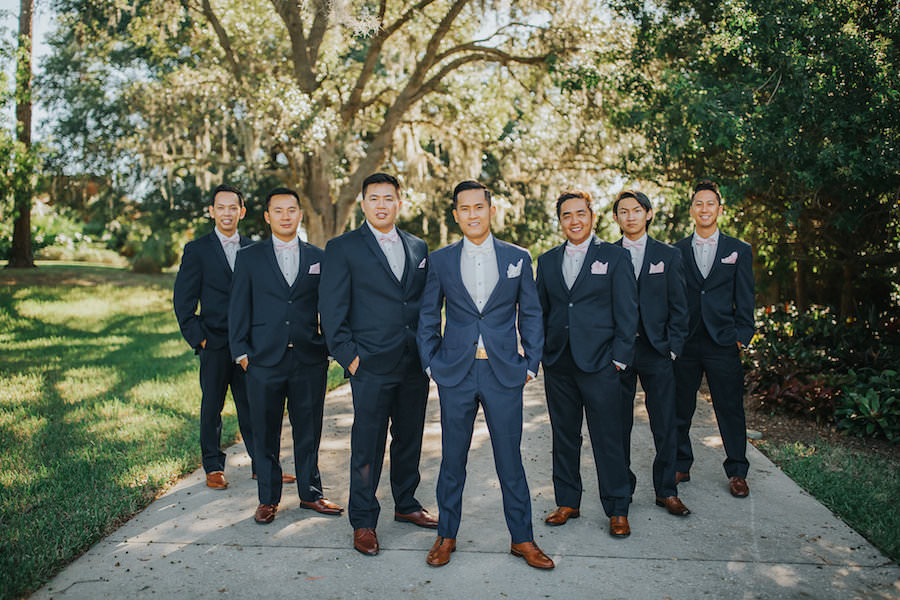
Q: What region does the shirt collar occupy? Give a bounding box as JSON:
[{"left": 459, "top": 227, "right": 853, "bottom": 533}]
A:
[
  {"left": 215, "top": 227, "right": 240, "bottom": 244},
  {"left": 463, "top": 234, "right": 494, "bottom": 253},
  {"left": 366, "top": 220, "right": 398, "bottom": 239}
]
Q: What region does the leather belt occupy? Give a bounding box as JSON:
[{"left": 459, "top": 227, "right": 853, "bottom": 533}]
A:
[{"left": 475, "top": 347, "right": 488, "bottom": 360}]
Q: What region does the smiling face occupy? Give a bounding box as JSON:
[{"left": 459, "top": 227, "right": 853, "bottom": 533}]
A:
[
  {"left": 453, "top": 188, "right": 495, "bottom": 245},
  {"left": 264, "top": 194, "right": 302, "bottom": 242},
  {"left": 614, "top": 196, "right": 652, "bottom": 240},
  {"left": 559, "top": 196, "right": 594, "bottom": 245},
  {"left": 689, "top": 189, "right": 723, "bottom": 235},
  {"left": 208, "top": 191, "right": 246, "bottom": 237},
  {"left": 361, "top": 181, "right": 401, "bottom": 233}
]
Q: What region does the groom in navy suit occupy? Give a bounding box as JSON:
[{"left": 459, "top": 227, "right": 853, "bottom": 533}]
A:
[
  {"left": 229, "top": 188, "right": 343, "bottom": 524},
  {"left": 536, "top": 191, "right": 638, "bottom": 538},
  {"left": 418, "top": 180, "right": 553, "bottom": 570},
  {"left": 173, "top": 184, "right": 258, "bottom": 490},
  {"left": 613, "top": 190, "right": 691, "bottom": 517},
  {"left": 319, "top": 173, "right": 436, "bottom": 557},
  {"left": 674, "top": 180, "right": 756, "bottom": 498}
]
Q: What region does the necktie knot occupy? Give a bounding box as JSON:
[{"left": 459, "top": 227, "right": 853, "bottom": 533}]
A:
[{"left": 565, "top": 244, "right": 588, "bottom": 257}]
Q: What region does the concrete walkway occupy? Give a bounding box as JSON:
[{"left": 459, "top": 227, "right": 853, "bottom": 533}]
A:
[{"left": 35, "top": 375, "right": 899, "bottom": 599}]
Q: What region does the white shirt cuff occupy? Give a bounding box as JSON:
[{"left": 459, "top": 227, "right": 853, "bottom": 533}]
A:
[
  {"left": 235, "top": 353, "right": 247, "bottom": 365},
  {"left": 527, "top": 369, "right": 536, "bottom": 379},
  {"left": 425, "top": 366, "right": 432, "bottom": 377},
  {"left": 613, "top": 360, "right": 626, "bottom": 370},
  {"left": 670, "top": 351, "right": 677, "bottom": 360}
]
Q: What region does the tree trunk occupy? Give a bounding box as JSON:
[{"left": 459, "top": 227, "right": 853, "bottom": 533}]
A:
[
  {"left": 839, "top": 262, "right": 855, "bottom": 319},
  {"left": 794, "top": 258, "right": 808, "bottom": 312},
  {"left": 8, "top": 0, "right": 35, "bottom": 269}
]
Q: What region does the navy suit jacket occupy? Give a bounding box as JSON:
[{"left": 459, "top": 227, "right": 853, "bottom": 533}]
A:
[
  {"left": 417, "top": 237, "right": 543, "bottom": 388},
  {"left": 319, "top": 224, "right": 429, "bottom": 375},
  {"left": 173, "top": 230, "right": 252, "bottom": 351},
  {"left": 536, "top": 235, "right": 637, "bottom": 372},
  {"left": 675, "top": 232, "right": 755, "bottom": 347},
  {"left": 614, "top": 236, "right": 689, "bottom": 358},
  {"left": 228, "top": 237, "right": 328, "bottom": 367}
]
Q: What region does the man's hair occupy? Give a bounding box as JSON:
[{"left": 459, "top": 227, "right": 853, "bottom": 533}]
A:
[
  {"left": 211, "top": 184, "right": 244, "bottom": 208},
  {"left": 691, "top": 179, "right": 722, "bottom": 204},
  {"left": 555, "top": 190, "right": 593, "bottom": 219},
  {"left": 612, "top": 189, "right": 654, "bottom": 226},
  {"left": 362, "top": 172, "right": 401, "bottom": 198},
  {"left": 265, "top": 187, "right": 301, "bottom": 210},
  {"left": 452, "top": 180, "right": 491, "bottom": 208}
]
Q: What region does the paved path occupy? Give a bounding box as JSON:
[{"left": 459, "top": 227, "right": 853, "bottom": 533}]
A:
[{"left": 35, "top": 375, "right": 899, "bottom": 599}]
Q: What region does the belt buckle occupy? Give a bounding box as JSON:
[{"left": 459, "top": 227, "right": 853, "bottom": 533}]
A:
[{"left": 475, "top": 347, "right": 488, "bottom": 360}]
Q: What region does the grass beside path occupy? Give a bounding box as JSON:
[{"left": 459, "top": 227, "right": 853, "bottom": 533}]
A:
[
  {"left": 0, "top": 263, "right": 344, "bottom": 600},
  {"left": 758, "top": 440, "right": 900, "bottom": 563}
]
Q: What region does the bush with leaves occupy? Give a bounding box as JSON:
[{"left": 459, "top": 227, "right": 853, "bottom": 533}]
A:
[{"left": 835, "top": 369, "right": 900, "bottom": 443}]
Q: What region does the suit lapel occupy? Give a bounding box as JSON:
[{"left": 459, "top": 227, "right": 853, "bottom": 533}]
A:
[
  {"left": 399, "top": 230, "right": 415, "bottom": 293},
  {"left": 481, "top": 238, "right": 511, "bottom": 313},
  {"left": 705, "top": 232, "right": 729, "bottom": 283},
  {"left": 638, "top": 237, "right": 657, "bottom": 290},
  {"left": 569, "top": 235, "right": 600, "bottom": 294},
  {"left": 684, "top": 234, "right": 704, "bottom": 284},
  {"left": 289, "top": 241, "right": 309, "bottom": 293},
  {"left": 361, "top": 223, "right": 402, "bottom": 287},
  {"left": 263, "top": 237, "right": 291, "bottom": 292},
  {"left": 208, "top": 231, "right": 232, "bottom": 275},
  {"left": 450, "top": 241, "right": 480, "bottom": 313}
]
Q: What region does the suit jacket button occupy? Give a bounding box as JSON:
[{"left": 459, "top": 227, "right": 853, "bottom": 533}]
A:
[
  {"left": 285, "top": 321, "right": 290, "bottom": 325},
  {"left": 701, "top": 291, "right": 705, "bottom": 295},
  {"left": 288, "top": 300, "right": 292, "bottom": 304},
  {"left": 568, "top": 302, "right": 573, "bottom": 307}
]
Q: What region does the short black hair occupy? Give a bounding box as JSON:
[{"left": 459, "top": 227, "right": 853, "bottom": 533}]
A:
[
  {"left": 362, "top": 172, "right": 400, "bottom": 198},
  {"left": 211, "top": 184, "right": 244, "bottom": 208},
  {"left": 452, "top": 180, "right": 491, "bottom": 208},
  {"left": 613, "top": 190, "right": 654, "bottom": 226},
  {"left": 266, "top": 187, "right": 301, "bottom": 210},
  {"left": 691, "top": 179, "right": 722, "bottom": 204},
  {"left": 555, "top": 190, "right": 593, "bottom": 219}
]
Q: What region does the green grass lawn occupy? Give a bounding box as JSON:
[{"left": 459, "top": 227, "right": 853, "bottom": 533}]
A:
[
  {"left": 0, "top": 263, "right": 345, "bottom": 600},
  {"left": 758, "top": 441, "right": 900, "bottom": 563}
]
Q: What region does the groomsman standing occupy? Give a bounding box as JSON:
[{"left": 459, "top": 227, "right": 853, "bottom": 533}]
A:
[
  {"left": 173, "top": 184, "right": 260, "bottom": 489},
  {"left": 613, "top": 190, "right": 691, "bottom": 516},
  {"left": 319, "top": 173, "right": 436, "bottom": 557},
  {"left": 536, "top": 191, "right": 638, "bottom": 538},
  {"left": 229, "top": 188, "right": 343, "bottom": 524},
  {"left": 418, "top": 181, "right": 553, "bottom": 569},
  {"left": 673, "top": 180, "right": 756, "bottom": 498}
]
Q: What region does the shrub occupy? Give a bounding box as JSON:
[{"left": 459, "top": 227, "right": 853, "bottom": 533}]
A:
[{"left": 835, "top": 369, "right": 900, "bottom": 443}]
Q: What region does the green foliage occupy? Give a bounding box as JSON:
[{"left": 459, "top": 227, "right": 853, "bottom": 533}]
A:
[
  {"left": 836, "top": 369, "right": 900, "bottom": 443},
  {"left": 130, "top": 231, "right": 179, "bottom": 274}
]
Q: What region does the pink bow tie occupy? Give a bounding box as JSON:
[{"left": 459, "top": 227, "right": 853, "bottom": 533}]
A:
[
  {"left": 378, "top": 230, "right": 400, "bottom": 244},
  {"left": 622, "top": 238, "right": 642, "bottom": 250},
  {"left": 695, "top": 236, "right": 716, "bottom": 247},
  {"left": 276, "top": 239, "right": 298, "bottom": 251},
  {"left": 565, "top": 244, "right": 588, "bottom": 257},
  {"left": 222, "top": 238, "right": 239, "bottom": 247}
]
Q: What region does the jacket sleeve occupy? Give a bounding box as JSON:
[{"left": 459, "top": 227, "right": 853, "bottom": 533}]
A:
[
  {"left": 417, "top": 258, "right": 445, "bottom": 370},
  {"left": 516, "top": 253, "right": 544, "bottom": 375},
  {"left": 318, "top": 240, "right": 358, "bottom": 369},
  {"left": 535, "top": 255, "right": 550, "bottom": 336},
  {"left": 666, "top": 250, "right": 690, "bottom": 357},
  {"left": 734, "top": 243, "right": 756, "bottom": 346},
  {"left": 228, "top": 249, "right": 252, "bottom": 362},
  {"left": 172, "top": 242, "right": 207, "bottom": 350},
  {"left": 611, "top": 252, "right": 638, "bottom": 366}
]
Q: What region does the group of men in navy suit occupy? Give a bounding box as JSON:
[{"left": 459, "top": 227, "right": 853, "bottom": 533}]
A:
[{"left": 173, "top": 175, "right": 755, "bottom": 570}]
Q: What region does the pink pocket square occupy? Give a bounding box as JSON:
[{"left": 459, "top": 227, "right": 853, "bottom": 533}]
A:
[
  {"left": 418, "top": 257, "right": 426, "bottom": 269},
  {"left": 721, "top": 252, "right": 738, "bottom": 265},
  {"left": 308, "top": 262, "right": 320, "bottom": 274},
  {"left": 648, "top": 261, "right": 665, "bottom": 274},
  {"left": 590, "top": 260, "right": 608, "bottom": 275}
]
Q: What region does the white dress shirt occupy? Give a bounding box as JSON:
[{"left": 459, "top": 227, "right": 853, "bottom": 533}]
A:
[
  {"left": 215, "top": 227, "right": 240, "bottom": 271},
  {"left": 622, "top": 233, "right": 647, "bottom": 280},
  {"left": 692, "top": 228, "right": 720, "bottom": 279},
  {"left": 563, "top": 235, "right": 593, "bottom": 289},
  {"left": 367, "top": 221, "right": 405, "bottom": 280},
  {"left": 460, "top": 235, "right": 499, "bottom": 350},
  {"left": 273, "top": 235, "right": 300, "bottom": 285}
]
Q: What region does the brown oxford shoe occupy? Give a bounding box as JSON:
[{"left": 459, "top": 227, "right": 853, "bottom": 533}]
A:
[
  {"left": 655, "top": 496, "right": 692, "bottom": 516},
  {"left": 353, "top": 528, "right": 379, "bottom": 556},
  {"left": 729, "top": 477, "right": 750, "bottom": 498},
  {"left": 510, "top": 541, "right": 554, "bottom": 570},
  {"left": 299, "top": 497, "right": 344, "bottom": 515},
  {"left": 675, "top": 471, "right": 691, "bottom": 484},
  {"left": 206, "top": 471, "right": 227, "bottom": 489},
  {"left": 254, "top": 503, "right": 278, "bottom": 524},
  {"left": 609, "top": 516, "right": 631, "bottom": 538},
  {"left": 426, "top": 536, "right": 456, "bottom": 567},
  {"left": 544, "top": 506, "right": 580, "bottom": 526},
  {"left": 251, "top": 473, "right": 297, "bottom": 483},
  {"left": 395, "top": 508, "right": 438, "bottom": 528}
]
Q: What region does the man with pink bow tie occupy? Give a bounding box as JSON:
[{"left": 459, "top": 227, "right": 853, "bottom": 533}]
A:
[
  {"left": 535, "top": 191, "right": 638, "bottom": 538},
  {"left": 173, "top": 185, "right": 259, "bottom": 490},
  {"left": 229, "top": 188, "right": 342, "bottom": 524},
  {"left": 673, "top": 180, "right": 756, "bottom": 498}
]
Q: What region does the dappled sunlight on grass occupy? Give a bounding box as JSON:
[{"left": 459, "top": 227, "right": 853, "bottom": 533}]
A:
[{"left": 55, "top": 366, "right": 121, "bottom": 404}]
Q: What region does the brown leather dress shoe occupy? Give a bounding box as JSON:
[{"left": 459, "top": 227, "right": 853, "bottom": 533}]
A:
[
  {"left": 609, "top": 516, "right": 631, "bottom": 538},
  {"left": 544, "top": 506, "right": 580, "bottom": 526},
  {"left": 353, "top": 528, "right": 379, "bottom": 556},
  {"left": 510, "top": 541, "right": 555, "bottom": 569},
  {"left": 395, "top": 508, "right": 438, "bottom": 528},
  {"left": 254, "top": 503, "right": 278, "bottom": 524},
  {"left": 426, "top": 536, "right": 456, "bottom": 567},
  {"left": 206, "top": 471, "right": 227, "bottom": 489},
  {"left": 729, "top": 477, "right": 750, "bottom": 498},
  {"left": 655, "top": 496, "right": 691, "bottom": 516},
  {"left": 299, "top": 498, "right": 344, "bottom": 515},
  {"left": 252, "top": 473, "right": 297, "bottom": 483},
  {"left": 675, "top": 471, "right": 691, "bottom": 484}
]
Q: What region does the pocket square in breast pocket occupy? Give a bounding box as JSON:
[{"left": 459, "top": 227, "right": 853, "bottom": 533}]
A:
[
  {"left": 590, "top": 260, "right": 608, "bottom": 275},
  {"left": 507, "top": 258, "right": 523, "bottom": 278},
  {"left": 721, "top": 251, "right": 738, "bottom": 265},
  {"left": 418, "top": 257, "right": 426, "bottom": 269},
  {"left": 648, "top": 261, "right": 665, "bottom": 274},
  {"left": 308, "top": 262, "right": 320, "bottom": 274}
]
